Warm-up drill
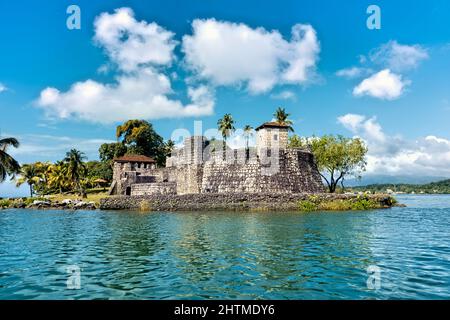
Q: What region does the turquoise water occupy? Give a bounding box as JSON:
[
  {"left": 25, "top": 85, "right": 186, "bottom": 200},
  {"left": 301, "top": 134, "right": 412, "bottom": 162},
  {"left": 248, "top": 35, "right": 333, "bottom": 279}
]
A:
[{"left": 1, "top": 195, "right": 450, "bottom": 299}]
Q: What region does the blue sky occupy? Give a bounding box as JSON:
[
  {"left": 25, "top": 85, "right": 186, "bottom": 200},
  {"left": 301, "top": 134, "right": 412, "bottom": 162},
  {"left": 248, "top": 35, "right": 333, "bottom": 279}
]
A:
[{"left": 1, "top": 0, "right": 449, "bottom": 196}]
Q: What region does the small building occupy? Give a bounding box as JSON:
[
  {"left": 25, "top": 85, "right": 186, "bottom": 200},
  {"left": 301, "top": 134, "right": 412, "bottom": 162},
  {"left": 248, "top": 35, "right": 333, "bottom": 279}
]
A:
[
  {"left": 255, "top": 122, "right": 290, "bottom": 152},
  {"left": 109, "top": 155, "right": 158, "bottom": 196}
]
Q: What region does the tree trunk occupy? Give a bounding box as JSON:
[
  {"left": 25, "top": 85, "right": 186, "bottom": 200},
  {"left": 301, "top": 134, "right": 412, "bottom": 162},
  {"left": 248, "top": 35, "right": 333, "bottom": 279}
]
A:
[{"left": 29, "top": 184, "right": 33, "bottom": 197}]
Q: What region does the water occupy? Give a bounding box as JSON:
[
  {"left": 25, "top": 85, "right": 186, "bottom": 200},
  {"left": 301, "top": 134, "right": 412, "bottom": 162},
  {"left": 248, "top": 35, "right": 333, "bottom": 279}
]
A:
[{"left": 0, "top": 195, "right": 450, "bottom": 300}]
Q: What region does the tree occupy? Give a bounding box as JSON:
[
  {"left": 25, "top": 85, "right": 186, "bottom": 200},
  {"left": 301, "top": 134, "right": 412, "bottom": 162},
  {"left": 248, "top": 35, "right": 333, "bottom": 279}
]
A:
[
  {"left": 115, "top": 120, "right": 166, "bottom": 166},
  {"left": 15, "top": 163, "right": 42, "bottom": 197},
  {"left": 64, "top": 149, "right": 87, "bottom": 194},
  {"left": 289, "top": 134, "right": 368, "bottom": 193},
  {"left": 85, "top": 161, "right": 113, "bottom": 182},
  {"left": 98, "top": 142, "right": 127, "bottom": 162},
  {"left": 164, "top": 140, "right": 175, "bottom": 157},
  {"left": 217, "top": 114, "right": 235, "bottom": 156},
  {"left": 274, "top": 107, "right": 294, "bottom": 131},
  {"left": 46, "top": 161, "right": 69, "bottom": 194},
  {"left": 0, "top": 137, "right": 21, "bottom": 182}
]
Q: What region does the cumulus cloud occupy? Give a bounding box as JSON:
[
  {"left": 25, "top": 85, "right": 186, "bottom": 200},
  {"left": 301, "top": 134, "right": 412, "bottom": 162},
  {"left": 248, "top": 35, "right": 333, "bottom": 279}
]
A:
[
  {"left": 370, "top": 40, "right": 428, "bottom": 72},
  {"left": 0, "top": 83, "right": 7, "bottom": 93},
  {"left": 338, "top": 114, "right": 450, "bottom": 177},
  {"left": 38, "top": 69, "right": 214, "bottom": 123},
  {"left": 182, "top": 19, "right": 320, "bottom": 93},
  {"left": 37, "top": 8, "right": 214, "bottom": 123},
  {"left": 338, "top": 41, "right": 427, "bottom": 100},
  {"left": 93, "top": 7, "right": 177, "bottom": 71},
  {"left": 353, "top": 69, "right": 409, "bottom": 100}
]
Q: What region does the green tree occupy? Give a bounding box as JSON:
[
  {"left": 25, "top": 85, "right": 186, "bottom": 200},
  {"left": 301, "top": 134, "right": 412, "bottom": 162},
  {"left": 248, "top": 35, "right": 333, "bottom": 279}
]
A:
[
  {"left": 64, "top": 149, "right": 87, "bottom": 194},
  {"left": 0, "top": 137, "right": 21, "bottom": 182},
  {"left": 217, "top": 114, "right": 235, "bottom": 156},
  {"left": 15, "top": 163, "right": 42, "bottom": 197},
  {"left": 98, "top": 142, "right": 127, "bottom": 162},
  {"left": 85, "top": 161, "right": 113, "bottom": 182},
  {"left": 115, "top": 120, "right": 165, "bottom": 166},
  {"left": 165, "top": 139, "right": 175, "bottom": 157},
  {"left": 46, "top": 161, "right": 69, "bottom": 194},
  {"left": 289, "top": 134, "right": 368, "bottom": 193},
  {"left": 274, "top": 107, "right": 294, "bottom": 131}
]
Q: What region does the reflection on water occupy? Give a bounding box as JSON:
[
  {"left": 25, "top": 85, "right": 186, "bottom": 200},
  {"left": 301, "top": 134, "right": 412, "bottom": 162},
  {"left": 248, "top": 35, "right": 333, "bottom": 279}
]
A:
[{"left": 0, "top": 195, "right": 450, "bottom": 299}]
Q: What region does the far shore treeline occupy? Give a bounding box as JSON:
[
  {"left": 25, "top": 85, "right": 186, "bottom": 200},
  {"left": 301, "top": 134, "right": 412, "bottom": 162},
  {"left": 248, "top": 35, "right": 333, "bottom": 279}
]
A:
[{"left": 1, "top": 108, "right": 374, "bottom": 198}]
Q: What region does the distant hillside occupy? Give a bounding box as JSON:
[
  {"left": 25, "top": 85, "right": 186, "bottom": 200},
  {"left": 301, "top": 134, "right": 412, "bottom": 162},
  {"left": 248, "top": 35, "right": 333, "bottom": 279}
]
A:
[{"left": 349, "top": 179, "right": 450, "bottom": 194}]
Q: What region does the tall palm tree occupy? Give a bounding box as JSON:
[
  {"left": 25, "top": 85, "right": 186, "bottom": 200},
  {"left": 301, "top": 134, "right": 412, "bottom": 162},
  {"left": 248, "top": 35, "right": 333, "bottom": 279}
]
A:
[
  {"left": 217, "top": 114, "right": 235, "bottom": 157},
  {"left": 15, "top": 163, "right": 42, "bottom": 197},
  {"left": 0, "top": 137, "right": 20, "bottom": 183},
  {"left": 64, "top": 149, "right": 87, "bottom": 193},
  {"left": 274, "top": 107, "right": 294, "bottom": 132}
]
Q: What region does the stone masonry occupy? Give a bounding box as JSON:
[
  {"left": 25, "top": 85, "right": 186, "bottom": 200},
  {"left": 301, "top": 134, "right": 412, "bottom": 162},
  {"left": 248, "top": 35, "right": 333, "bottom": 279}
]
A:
[{"left": 109, "top": 121, "right": 324, "bottom": 196}]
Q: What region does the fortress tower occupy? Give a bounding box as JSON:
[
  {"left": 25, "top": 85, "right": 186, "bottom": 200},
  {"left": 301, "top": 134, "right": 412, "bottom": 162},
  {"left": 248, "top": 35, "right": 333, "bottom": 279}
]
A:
[{"left": 255, "top": 122, "right": 289, "bottom": 154}]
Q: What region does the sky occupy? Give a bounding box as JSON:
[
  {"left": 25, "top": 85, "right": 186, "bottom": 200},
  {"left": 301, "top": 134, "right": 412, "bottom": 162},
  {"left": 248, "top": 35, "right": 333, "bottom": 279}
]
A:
[{"left": 1, "top": 0, "right": 449, "bottom": 196}]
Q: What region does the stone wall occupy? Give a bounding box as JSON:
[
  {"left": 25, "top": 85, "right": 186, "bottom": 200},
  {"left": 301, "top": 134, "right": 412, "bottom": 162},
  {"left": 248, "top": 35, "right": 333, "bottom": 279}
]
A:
[
  {"left": 201, "top": 149, "right": 324, "bottom": 194},
  {"left": 131, "top": 182, "right": 177, "bottom": 196},
  {"left": 100, "top": 193, "right": 396, "bottom": 211}
]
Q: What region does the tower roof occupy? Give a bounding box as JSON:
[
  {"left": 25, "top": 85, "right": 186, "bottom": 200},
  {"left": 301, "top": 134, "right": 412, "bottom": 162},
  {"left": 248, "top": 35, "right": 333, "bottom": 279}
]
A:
[
  {"left": 113, "top": 155, "right": 156, "bottom": 163},
  {"left": 255, "top": 122, "right": 291, "bottom": 131}
]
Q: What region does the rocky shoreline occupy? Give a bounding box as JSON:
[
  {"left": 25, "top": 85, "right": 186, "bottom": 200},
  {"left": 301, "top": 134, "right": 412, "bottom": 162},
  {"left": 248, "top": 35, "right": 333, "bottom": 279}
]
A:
[
  {"left": 0, "top": 198, "right": 97, "bottom": 210},
  {"left": 1, "top": 193, "right": 399, "bottom": 212},
  {"left": 99, "top": 193, "right": 398, "bottom": 211}
]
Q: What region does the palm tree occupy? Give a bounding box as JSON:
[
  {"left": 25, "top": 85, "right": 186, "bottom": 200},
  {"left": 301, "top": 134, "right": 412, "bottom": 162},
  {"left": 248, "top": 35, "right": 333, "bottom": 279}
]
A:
[
  {"left": 47, "top": 161, "right": 68, "bottom": 194},
  {"left": 274, "top": 107, "right": 294, "bottom": 132},
  {"left": 165, "top": 139, "right": 175, "bottom": 157},
  {"left": 0, "top": 137, "right": 21, "bottom": 183},
  {"left": 63, "top": 149, "right": 87, "bottom": 194},
  {"left": 15, "top": 164, "right": 42, "bottom": 197},
  {"left": 217, "top": 114, "right": 235, "bottom": 157}
]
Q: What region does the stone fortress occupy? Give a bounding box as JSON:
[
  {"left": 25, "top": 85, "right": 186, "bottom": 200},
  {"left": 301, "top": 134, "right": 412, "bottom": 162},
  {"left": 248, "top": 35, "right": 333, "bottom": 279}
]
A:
[{"left": 109, "top": 121, "right": 324, "bottom": 196}]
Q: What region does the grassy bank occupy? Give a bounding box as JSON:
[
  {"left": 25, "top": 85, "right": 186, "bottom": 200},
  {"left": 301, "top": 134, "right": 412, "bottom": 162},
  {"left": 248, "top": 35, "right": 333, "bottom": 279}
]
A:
[{"left": 297, "top": 194, "right": 397, "bottom": 212}]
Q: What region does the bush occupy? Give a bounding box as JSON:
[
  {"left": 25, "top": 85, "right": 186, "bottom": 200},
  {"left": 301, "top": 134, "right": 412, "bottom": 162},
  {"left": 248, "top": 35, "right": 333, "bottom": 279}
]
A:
[
  {"left": 0, "top": 199, "right": 11, "bottom": 208},
  {"left": 298, "top": 200, "right": 318, "bottom": 211}
]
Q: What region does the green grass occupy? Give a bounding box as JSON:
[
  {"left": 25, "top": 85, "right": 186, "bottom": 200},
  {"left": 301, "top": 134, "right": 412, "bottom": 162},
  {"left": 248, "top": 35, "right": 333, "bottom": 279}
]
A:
[{"left": 297, "top": 195, "right": 386, "bottom": 212}]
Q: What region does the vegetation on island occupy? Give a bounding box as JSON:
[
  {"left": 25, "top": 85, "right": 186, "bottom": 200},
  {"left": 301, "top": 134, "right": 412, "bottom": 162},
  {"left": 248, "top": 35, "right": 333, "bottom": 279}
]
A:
[
  {"left": 289, "top": 135, "right": 368, "bottom": 193},
  {"left": 297, "top": 194, "right": 397, "bottom": 212},
  {"left": 0, "top": 120, "right": 174, "bottom": 202},
  {"left": 349, "top": 179, "right": 450, "bottom": 194}
]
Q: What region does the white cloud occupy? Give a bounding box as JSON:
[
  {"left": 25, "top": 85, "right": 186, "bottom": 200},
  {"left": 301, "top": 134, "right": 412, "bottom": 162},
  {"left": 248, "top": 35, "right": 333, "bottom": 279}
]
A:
[
  {"left": 0, "top": 83, "right": 7, "bottom": 93},
  {"left": 370, "top": 40, "right": 428, "bottom": 72},
  {"left": 37, "top": 8, "right": 214, "bottom": 123},
  {"left": 94, "top": 7, "right": 177, "bottom": 71},
  {"left": 338, "top": 114, "right": 450, "bottom": 177},
  {"left": 38, "top": 69, "right": 214, "bottom": 123},
  {"left": 3, "top": 132, "right": 115, "bottom": 163},
  {"left": 353, "top": 69, "right": 409, "bottom": 100},
  {"left": 182, "top": 19, "right": 320, "bottom": 93},
  {"left": 335, "top": 67, "right": 371, "bottom": 79},
  {"left": 270, "top": 90, "right": 297, "bottom": 100}
]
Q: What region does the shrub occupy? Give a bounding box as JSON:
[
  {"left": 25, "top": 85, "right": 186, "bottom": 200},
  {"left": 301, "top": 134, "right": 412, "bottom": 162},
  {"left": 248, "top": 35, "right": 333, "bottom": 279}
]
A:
[
  {"left": 298, "top": 200, "right": 318, "bottom": 211},
  {"left": 0, "top": 199, "right": 11, "bottom": 208}
]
